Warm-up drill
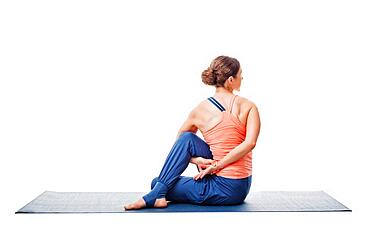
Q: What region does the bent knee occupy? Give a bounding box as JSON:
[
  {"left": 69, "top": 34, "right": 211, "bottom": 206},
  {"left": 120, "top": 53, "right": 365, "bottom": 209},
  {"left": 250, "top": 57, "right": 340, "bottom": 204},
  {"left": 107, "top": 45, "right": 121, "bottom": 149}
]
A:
[
  {"left": 178, "top": 131, "right": 197, "bottom": 140},
  {"left": 177, "top": 132, "right": 199, "bottom": 145}
]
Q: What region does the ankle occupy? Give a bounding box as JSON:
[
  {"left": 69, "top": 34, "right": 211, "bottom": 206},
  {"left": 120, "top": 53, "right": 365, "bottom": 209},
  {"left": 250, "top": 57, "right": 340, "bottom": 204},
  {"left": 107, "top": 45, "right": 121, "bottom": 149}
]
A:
[{"left": 154, "top": 198, "right": 168, "bottom": 208}]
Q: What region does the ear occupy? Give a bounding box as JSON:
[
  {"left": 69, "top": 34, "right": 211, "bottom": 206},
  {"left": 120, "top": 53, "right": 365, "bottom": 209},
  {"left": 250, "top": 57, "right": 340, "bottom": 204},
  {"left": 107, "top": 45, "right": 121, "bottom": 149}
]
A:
[
  {"left": 225, "top": 81, "right": 232, "bottom": 91},
  {"left": 225, "top": 77, "right": 233, "bottom": 87}
]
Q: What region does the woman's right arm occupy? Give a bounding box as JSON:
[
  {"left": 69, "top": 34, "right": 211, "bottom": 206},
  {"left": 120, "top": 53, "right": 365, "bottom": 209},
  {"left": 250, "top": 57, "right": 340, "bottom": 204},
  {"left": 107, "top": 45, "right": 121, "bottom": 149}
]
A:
[{"left": 215, "top": 103, "right": 261, "bottom": 170}]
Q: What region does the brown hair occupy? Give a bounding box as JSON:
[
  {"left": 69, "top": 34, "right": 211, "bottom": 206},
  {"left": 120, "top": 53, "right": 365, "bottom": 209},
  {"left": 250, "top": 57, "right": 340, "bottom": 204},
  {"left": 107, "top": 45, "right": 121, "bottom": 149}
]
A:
[{"left": 201, "top": 55, "right": 240, "bottom": 87}]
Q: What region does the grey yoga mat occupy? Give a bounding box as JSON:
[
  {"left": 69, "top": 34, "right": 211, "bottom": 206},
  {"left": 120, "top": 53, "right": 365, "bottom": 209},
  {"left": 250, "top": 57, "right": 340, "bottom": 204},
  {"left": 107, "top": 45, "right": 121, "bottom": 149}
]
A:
[{"left": 15, "top": 190, "right": 351, "bottom": 213}]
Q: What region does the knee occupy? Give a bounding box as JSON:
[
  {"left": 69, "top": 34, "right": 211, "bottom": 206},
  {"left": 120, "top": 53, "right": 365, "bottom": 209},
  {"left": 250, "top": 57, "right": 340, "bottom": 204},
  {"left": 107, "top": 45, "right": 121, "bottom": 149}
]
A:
[
  {"left": 151, "top": 177, "right": 159, "bottom": 190},
  {"left": 178, "top": 131, "right": 197, "bottom": 142}
]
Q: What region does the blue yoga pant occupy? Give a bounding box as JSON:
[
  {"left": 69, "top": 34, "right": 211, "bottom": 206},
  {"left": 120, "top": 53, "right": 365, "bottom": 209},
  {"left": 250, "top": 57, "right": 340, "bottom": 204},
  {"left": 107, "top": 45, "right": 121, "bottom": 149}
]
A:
[{"left": 142, "top": 131, "right": 252, "bottom": 207}]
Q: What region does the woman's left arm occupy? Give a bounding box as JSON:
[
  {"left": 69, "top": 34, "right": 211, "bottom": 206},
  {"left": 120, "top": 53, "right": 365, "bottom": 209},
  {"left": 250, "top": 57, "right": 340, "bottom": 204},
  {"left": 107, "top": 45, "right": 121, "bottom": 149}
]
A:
[
  {"left": 176, "top": 108, "right": 202, "bottom": 166},
  {"left": 175, "top": 109, "right": 198, "bottom": 140}
]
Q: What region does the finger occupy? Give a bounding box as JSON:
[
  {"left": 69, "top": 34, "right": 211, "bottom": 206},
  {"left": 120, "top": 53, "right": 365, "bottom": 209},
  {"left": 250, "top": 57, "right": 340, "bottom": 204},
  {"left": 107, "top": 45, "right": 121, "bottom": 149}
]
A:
[
  {"left": 198, "top": 171, "right": 205, "bottom": 179},
  {"left": 195, "top": 171, "right": 203, "bottom": 180},
  {"left": 200, "top": 169, "right": 211, "bottom": 179}
]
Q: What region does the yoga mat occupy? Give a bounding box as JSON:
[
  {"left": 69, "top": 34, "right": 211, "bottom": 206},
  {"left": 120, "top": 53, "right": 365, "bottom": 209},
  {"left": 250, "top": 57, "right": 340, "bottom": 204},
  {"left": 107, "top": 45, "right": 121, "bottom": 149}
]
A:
[{"left": 15, "top": 190, "right": 351, "bottom": 213}]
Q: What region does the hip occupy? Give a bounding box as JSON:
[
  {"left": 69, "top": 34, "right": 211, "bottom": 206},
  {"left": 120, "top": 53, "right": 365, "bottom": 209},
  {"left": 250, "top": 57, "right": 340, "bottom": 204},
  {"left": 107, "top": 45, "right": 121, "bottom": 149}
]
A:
[{"left": 201, "top": 174, "right": 252, "bottom": 205}]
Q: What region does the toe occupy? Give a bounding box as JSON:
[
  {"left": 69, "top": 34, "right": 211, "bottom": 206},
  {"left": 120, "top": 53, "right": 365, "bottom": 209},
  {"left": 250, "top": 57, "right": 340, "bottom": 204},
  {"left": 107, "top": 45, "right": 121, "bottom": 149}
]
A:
[{"left": 124, "top": 203, "right": 135, "bottom": 210}]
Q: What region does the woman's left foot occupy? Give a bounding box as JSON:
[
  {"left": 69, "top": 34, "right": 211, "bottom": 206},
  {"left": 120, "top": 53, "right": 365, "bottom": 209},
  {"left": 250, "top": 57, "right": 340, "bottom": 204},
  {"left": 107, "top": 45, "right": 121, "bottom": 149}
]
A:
[{"left": 123, "top": 198, "right": 168, "bottom": 210}]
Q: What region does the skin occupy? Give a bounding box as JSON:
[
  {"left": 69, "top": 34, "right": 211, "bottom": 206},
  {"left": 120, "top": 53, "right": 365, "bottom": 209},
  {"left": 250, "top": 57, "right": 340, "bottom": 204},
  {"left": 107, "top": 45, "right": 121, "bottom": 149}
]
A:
[{"left": 124, "top": 67, "right": 261, "bottom": 210}]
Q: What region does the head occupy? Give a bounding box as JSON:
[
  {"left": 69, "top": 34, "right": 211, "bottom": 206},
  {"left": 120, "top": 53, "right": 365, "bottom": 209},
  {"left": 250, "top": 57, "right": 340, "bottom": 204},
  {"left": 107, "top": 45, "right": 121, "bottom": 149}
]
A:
[{"left": 201, "top": 55, "right": 243, "bottom": 92}]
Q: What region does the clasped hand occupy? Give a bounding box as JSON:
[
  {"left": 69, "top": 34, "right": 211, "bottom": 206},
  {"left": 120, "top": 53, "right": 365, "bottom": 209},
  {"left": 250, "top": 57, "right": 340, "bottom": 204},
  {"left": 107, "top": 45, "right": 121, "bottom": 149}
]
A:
[{"left": 191, "top": 157, "right": 218, "bottom": 180}]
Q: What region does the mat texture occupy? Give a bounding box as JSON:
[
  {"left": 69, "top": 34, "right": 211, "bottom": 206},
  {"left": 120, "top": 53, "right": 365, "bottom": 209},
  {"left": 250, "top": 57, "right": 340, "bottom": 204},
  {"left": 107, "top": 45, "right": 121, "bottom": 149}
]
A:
[{"left": 15, "top": 190, "right": 351, "bottom": 213}]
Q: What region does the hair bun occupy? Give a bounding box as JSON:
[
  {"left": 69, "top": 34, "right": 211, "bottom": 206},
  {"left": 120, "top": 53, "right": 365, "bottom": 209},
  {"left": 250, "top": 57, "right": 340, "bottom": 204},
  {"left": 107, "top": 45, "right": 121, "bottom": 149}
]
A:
[
  {"left": 201, "top": 55, "right": 240, "bottom": 88},
  {"left": 201, "top": 67, "right": 216, "bottom": 86}
]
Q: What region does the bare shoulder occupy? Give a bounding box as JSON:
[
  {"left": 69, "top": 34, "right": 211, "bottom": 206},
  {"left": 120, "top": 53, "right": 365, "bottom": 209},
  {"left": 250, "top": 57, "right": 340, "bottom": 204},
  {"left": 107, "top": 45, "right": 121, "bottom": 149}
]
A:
[
  {"left": 188, "top": 100, "right": 207, "bottom": 117},
  {"left": 237, "top": 96, "right": 260, "bottom": 130},
  {"left": 193, "top": 99, "right": 210, "bottom": 112},
  {"left": 237, "top": 96, "right": 258, "bottom": 111}
]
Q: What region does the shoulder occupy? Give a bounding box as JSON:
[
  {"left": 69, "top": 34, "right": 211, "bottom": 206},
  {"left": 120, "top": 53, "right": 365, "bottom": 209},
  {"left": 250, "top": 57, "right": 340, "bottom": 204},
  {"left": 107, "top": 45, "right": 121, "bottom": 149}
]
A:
[
  {"left": 187, "top": 98, "right": 213, "bottom": 121},
  {"left": 193, "top": 98, "right": 211, "bottom": 111},
  {"left": 236, "top": 95, "right": 258, "bottom": 111},
  {"left": 188, "top": 100, "right": 206, "bottom": 118}
]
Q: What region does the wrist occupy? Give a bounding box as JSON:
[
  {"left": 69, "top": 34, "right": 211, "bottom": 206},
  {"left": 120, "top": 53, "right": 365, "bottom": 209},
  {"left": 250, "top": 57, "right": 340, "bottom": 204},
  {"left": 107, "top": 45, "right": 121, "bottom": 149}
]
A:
[
  {"left": 212, "top": 161, "right": 222, "bottom": 171},
  {"left": 217, "top": 160, "right": 224, "bottom": 170},
  {"left": 211, "top": 161, "right": 217, "bottom": 169},
  {"left": 191, "top": 157, "right": 199, "bottom": 165}
]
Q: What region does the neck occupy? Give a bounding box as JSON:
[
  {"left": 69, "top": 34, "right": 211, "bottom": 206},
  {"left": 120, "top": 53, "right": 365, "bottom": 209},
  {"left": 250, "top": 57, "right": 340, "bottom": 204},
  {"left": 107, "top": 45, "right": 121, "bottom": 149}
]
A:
[{"left": 215, "top": 86, "right": 233, "bottom": 95}]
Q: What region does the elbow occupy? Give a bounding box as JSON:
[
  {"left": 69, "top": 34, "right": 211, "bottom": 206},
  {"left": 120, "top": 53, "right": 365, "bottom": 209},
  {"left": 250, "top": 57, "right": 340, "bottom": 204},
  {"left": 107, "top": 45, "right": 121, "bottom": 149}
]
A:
[{"left": 247, "top": 141, "right": 256, "bottom": 150}]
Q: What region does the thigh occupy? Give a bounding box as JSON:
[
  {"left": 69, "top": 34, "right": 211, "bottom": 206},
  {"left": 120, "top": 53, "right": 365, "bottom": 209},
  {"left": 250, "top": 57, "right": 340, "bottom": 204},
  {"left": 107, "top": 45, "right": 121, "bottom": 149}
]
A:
[
  {"left": 165, "top": 176, "right": 207, "bottom": 204},
  {"left": 202, "top": 175, "right": 252, "bottom": 205},
  {"left": 179, "top": 132, "right": 213, "bottom": 159},
  {"left": 167, "top": 175, "right": 236, "bottom": 205}
]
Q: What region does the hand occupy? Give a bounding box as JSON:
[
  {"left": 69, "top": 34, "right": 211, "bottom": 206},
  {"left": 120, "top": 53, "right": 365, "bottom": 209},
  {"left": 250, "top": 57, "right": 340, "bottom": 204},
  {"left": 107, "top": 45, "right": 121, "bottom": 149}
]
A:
[
  {"left": 191, "top": 157, "right": 214, "bottom": 172},
  {"left": 193, "top": 161, "right": 218, "bottom": 181}
]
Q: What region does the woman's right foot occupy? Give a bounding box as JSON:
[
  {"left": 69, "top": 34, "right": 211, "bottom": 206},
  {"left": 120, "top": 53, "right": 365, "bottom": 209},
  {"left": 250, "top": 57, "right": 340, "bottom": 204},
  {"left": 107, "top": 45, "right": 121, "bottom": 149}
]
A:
[{"left": 123, "top": 197, "right": 168, "bottom": 210}]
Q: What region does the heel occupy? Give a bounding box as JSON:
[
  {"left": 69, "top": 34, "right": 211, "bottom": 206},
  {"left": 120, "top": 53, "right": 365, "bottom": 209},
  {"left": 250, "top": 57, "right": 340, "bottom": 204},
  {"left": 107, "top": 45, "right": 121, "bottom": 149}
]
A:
[{"left": 142, "top": 181, "right": 168, "bottom": 208}]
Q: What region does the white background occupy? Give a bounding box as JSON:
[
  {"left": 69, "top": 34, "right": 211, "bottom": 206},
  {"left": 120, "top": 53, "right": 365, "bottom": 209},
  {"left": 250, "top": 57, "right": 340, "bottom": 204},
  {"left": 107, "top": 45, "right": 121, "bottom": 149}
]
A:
[{"left": 1, "top": 0, "right": 369, "bottom": 246}]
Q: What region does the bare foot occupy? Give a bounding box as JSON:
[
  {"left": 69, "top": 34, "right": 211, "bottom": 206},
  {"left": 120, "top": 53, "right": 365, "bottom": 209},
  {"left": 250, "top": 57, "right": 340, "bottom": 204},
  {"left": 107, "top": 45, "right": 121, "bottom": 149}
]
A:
[{"left": 123, "top": 198, "right": 168, "bottom": 210}]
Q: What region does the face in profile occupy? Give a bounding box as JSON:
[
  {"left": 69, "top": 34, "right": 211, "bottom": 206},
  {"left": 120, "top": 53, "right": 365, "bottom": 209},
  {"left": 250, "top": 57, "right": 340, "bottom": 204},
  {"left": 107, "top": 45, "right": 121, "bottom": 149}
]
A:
[{"left": 232, "top": 68, "right": 243, "bottom": 91}]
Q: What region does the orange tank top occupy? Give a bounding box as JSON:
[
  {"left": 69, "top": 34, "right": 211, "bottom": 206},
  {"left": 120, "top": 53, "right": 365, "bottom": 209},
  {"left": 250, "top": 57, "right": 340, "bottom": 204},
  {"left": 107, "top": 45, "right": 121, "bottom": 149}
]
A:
[{"left": 201, "top": 95, "right": 252, "bottom": 179}]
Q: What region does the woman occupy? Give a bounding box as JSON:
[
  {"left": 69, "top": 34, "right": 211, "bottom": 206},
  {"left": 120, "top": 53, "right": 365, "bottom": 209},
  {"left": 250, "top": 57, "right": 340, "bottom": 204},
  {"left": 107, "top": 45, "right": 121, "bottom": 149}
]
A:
[{"left": 124, "top": 55, "right": 261, "bottom": 210}]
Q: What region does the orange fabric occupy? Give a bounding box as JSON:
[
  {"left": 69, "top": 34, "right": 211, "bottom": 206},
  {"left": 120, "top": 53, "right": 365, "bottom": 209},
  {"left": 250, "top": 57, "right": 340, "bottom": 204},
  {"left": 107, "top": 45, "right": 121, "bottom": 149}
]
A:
[{"left": 201, "top": 95, "right": 252, "bottom": 179}]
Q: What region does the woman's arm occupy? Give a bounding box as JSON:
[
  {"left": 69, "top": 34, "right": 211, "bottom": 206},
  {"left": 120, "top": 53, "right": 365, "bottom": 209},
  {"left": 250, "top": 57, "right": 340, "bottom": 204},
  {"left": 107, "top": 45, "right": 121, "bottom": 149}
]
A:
[
  {"left": 215, "top": 104, "right": 261, "bottom": 170},
  {"left": 175, "top": 109, "right": 198, "bottom": 140},
  {"left": 176, "top": 109, "right": 204, "bottom": 169}
]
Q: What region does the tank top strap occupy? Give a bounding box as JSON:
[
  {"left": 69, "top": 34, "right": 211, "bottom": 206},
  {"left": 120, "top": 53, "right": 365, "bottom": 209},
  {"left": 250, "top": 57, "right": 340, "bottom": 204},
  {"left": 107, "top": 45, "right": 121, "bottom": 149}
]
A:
[
  {"left": 229, "top": 95, "right": 238, "bottom": 113},
  {"left": 207, "top": 97, "right": 226, "bottom": 112}
]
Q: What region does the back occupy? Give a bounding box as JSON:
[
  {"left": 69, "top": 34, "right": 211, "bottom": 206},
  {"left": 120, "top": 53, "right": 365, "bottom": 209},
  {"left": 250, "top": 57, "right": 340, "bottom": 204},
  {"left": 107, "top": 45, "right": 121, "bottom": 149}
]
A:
[{"left": 198, "top": 95, "right": 253, "bottom": 179}]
